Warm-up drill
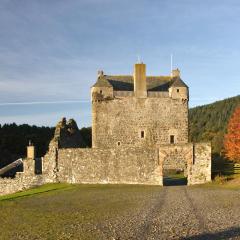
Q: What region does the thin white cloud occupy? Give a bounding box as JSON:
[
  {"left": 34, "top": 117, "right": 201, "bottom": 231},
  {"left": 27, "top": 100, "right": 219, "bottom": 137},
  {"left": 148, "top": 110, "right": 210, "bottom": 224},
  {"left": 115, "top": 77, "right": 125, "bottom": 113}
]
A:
[{"left": 0, "top": 100, "right": 90, "bottom": 106}]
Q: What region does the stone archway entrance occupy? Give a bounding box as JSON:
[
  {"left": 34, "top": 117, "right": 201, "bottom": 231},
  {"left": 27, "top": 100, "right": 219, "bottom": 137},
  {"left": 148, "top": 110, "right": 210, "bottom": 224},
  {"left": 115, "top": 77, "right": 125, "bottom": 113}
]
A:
[{"left": 159, "top": 144, "right": 193, "bottom": 186}]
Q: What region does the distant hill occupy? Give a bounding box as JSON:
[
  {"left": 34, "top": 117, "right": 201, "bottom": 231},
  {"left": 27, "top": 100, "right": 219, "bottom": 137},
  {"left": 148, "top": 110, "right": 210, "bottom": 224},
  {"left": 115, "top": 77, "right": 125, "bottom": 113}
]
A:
[{"left": 189, "top": 95, "right": 240, "bottom": 155}]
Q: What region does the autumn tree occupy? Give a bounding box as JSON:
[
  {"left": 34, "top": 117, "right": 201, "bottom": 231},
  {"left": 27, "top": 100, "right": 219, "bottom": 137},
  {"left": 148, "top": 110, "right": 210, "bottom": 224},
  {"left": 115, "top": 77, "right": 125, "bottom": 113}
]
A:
[{"left": 224, "top": 106, "right": 240, "bottom": 163}]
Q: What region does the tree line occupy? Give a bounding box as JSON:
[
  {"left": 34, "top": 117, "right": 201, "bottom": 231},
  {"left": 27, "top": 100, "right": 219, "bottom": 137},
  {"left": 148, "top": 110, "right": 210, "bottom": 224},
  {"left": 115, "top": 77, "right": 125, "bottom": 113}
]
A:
[
  {"left": 1, "top": 94, "right": 240, "bottom": 175},
  {"left": 0, "top": 123, "right": 91, "bottom": 176},
  {"left": 189, "top": 95, "right": 240, "bottom": 155}
]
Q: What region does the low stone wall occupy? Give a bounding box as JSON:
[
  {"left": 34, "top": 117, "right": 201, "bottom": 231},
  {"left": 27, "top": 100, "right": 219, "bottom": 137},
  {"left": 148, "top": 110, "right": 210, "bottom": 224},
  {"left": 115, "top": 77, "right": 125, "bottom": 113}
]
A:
[
  {"left": 0, "top": 158, "right": 45, "bottom": 196},
  {"left": 57, "top": 147, "right": 162, "bottom": 185},
  {"left": 0, "top": 177, "right": 23, "bottom": 196},
  {"left": 0, "top": 142, "right": 211, "bottom": 196},
  {"left": 0, "top": 174, "right": 45, "bottom": 196}
]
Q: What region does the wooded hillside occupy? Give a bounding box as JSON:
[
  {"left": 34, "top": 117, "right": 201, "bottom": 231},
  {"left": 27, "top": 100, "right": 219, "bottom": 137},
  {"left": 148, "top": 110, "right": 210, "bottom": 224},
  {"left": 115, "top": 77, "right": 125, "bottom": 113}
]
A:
[
  {"left": 189, "top": 95, "right": 240, "bottom": 154},
  {"left": 0, "top": 123, "right": 91, "bottom": 176}
]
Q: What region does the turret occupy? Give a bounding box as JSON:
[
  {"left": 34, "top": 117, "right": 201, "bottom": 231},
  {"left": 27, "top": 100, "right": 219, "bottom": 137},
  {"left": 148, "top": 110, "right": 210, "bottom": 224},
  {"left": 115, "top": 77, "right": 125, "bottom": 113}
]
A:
[
  {"left": 91, "top": 70, "right": 113, "bottom": 102},
  {"left": 169, "top": 69, "right": 188, "bottom": 100},
  {"left": 133, "top": 63, "right": 147, "bottom": 98}
]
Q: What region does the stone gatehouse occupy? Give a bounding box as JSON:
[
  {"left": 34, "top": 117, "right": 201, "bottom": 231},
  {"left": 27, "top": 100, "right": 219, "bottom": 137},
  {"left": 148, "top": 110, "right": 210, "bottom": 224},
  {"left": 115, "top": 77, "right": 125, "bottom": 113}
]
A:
[{"left": 0, "top": 63, "right": 211, "bottom": 196}]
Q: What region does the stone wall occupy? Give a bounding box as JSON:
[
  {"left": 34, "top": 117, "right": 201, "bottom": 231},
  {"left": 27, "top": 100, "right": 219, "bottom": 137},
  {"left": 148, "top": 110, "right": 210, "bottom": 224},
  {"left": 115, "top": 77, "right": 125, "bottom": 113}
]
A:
[
  {"left": 158, "top": 143, "right": 211, "bottom": 185},
  {"left": 159, "top": 144, "right": 193, "bottom": 175},
  {"left": 92, "top": 97, "right": 188, "bottom": 148},
  {"left": 0, "top": 141, "right": 211, "bottom": 196},
  {"left": 56, "top": 147, "right": 162, "bottom": 185},
  {"left": 43, "top": 142, "right": 211, "bottom": 187},
  {"left": 0, "top": 174, "right": 45, "bottom": 196},
  {"left": 188, "top": 143, "right": 212, "bottom": 185},
  {"left": 0, "top": 158, "right": 45, "bottom": 196},
  {"left": 42, "top": 142, "right": 60, "bottom": 183}
]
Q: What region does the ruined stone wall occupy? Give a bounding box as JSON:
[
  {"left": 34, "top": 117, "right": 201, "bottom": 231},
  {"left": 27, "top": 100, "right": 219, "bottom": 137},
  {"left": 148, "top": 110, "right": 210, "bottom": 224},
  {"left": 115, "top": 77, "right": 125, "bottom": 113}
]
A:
[
  {"left": 0, "top": 174, "right": 45, "bottom": 196},
  {"left": 92, "top": 97, "right": 188, "bottom": 148},
  {"left": 188, "top": 143, "right": 211, "bottom": 185},
  {"left": 56, "top": 147, "right": 162, "bottom": 185},
  {"left": 41, "top": 145, "right": 58, "bottom": 183},
  {"left": 0, "top": 158, "right": 45, "bottom": 196}
]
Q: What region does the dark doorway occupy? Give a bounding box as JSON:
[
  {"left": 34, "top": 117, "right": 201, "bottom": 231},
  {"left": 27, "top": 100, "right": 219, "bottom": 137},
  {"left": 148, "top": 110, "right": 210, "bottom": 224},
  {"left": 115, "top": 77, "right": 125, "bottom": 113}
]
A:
[
  {"left": 35, "top": 158, "right": 42, "bottom": 174},
  {"left": 163, "top": 169, "right": 187, "bottom": 186}
]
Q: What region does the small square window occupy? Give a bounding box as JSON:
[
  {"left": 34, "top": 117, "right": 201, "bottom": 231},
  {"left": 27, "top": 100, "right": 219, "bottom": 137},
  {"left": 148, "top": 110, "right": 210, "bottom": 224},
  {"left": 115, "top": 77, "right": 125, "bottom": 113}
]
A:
[
  {"left": 141, "top": 131, "right": 145, "bottom": 138},
  {"left": 177, "top": 89, "right": 179, "bottom": 93},
  {"left": 170, "top": 135, "right": 175, "bottom": 144}
]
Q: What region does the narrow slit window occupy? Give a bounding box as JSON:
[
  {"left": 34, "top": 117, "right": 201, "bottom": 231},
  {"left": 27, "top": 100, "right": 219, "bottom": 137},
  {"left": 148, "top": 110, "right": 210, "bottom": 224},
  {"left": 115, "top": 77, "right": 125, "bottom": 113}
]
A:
[
  {"left": 100, "top": 90, "right": 103, "bottom": 94},
  {"left": 117, "top": 141, "right": 121, "bottom": 146},
  {"left": 141, "top": 131, "right": 145, "bottom": 138},
  {"left": 177, "top": 89, "right": 179, "bottom": 93},
  {"left": 170, "top": 135, "right": 175, "bottom": 144}
]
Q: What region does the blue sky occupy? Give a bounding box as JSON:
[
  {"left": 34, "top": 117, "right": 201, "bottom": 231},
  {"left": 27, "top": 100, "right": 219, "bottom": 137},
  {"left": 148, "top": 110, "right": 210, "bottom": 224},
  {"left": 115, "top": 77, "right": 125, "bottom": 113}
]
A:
[{"left": 0, "top": 0, "right": 239, "bottom": 127}]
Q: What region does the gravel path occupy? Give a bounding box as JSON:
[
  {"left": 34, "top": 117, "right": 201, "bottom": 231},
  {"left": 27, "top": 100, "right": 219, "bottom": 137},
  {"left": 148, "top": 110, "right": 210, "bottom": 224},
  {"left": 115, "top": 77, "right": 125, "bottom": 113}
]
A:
[{"left": 98, "top": 186, "right": 240, "bottom": 240}]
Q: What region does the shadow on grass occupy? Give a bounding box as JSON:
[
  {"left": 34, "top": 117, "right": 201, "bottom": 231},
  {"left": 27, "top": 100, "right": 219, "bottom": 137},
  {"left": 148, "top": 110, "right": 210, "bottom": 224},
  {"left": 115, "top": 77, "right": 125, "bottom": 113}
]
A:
[
  {"left": 0, "top": 184, "right": 74, "bottom": 201},
  {"left": 182, "top": 226, "right": 240, "bottom": 240}
]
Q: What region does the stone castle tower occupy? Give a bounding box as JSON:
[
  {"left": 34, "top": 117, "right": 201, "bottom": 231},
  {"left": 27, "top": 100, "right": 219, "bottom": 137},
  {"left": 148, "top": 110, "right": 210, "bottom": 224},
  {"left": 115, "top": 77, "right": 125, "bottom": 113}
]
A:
[
  {"left": 0, "top": 62, "right": 212, "bottom": 196},
  {"left": 91, "top": 63, "right": 189, "bottom": 148}
]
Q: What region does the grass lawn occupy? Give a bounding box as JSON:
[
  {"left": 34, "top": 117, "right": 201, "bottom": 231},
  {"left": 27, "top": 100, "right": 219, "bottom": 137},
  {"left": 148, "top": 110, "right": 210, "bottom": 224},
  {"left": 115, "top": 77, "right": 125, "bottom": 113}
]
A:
[
  {"left": 0, "top": 183, "right": 74, "bottom": 201},
  {"left": 163, "top": 173, "right": 187, "bottom": 186},
  {"left": 192, "top": 174, "right": 240, "bottom": 190},
  {"left": 0, "top": 183, "right": 162, "bottom": 240}
]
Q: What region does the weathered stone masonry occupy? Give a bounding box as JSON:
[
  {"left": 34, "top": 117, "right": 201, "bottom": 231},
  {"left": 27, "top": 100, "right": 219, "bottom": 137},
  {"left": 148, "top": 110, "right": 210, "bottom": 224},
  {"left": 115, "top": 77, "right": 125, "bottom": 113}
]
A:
[
  {"left": 48, "top": 142, "right": 211, "bottom": 186},
  {"left": 0, "top": 62, "right": 212, "bottom": 196},
  {"left": 56, "top": 147, "right": 162, "bottom": 185}
]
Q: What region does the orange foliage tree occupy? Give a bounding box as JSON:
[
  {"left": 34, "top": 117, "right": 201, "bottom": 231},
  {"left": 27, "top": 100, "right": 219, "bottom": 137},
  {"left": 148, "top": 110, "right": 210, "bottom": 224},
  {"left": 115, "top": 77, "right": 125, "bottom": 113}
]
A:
[{"left": 224, "top": 106, "right": 240, "bottom": 163}]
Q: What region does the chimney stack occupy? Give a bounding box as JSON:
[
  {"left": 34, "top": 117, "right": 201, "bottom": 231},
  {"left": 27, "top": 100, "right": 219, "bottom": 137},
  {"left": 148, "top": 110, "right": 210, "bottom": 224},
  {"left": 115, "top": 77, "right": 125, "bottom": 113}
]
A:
[
  {"left": 27, "top": 141, "right": 35, "bottom": 159},
  {"left": 133, "top": 63, "right": 147, "bottom": 98}
]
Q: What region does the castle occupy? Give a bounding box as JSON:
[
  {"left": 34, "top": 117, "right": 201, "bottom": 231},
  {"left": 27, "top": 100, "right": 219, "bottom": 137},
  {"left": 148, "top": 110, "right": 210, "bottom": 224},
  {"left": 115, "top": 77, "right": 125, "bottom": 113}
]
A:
[
  {"left": 91, "top": 63, "right": 188, "bottom": 148},
  {"left": 0, "top": 63, "right": 211, "bottom": 196}
]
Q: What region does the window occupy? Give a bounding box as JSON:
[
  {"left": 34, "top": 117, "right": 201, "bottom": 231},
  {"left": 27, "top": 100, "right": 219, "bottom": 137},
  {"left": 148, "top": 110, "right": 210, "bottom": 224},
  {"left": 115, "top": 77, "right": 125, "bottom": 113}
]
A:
[
  {"left": 177, "top": 89, "right": 179, "bottom": 93},
  {"left": 170, "top": 135, "right": 175, "bottom": 144},
  {"left": 100, "top": 90, "right": 103, "bottom": 94},
  {"left": 141, "top": 131, "right": 145, "bottom": 138},
  {"left": 117, "top": 141, "right": 121, "bottom": 146}
]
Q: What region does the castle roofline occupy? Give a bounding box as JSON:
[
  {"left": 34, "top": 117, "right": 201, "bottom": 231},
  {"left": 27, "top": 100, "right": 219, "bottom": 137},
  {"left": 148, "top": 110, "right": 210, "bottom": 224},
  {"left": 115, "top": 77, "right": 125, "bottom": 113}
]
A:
[
  {"left": 170, "top": 77, "right": 188, "bottom": 88},
  {"left": 92, "top": 74, "right": 187, "bottom": 91},
  {"left": 92, "top": 75, "right": 113, "bottom": 88}
]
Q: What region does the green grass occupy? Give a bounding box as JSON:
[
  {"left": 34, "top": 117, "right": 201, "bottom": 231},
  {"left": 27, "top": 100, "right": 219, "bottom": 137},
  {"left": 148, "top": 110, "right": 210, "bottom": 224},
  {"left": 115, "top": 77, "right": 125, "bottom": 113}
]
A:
[
  {"left": 0, "top": 184, "right": 162, "bottom": 240},
  {"left": 163, "top": 172, "right": 187, "bottom": 186},
  {"left": 0, "top": 183, "right": 75, "bottom": 201},
  {"left": 192, "top": 174, "right": 240, "bottom": 190}
]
